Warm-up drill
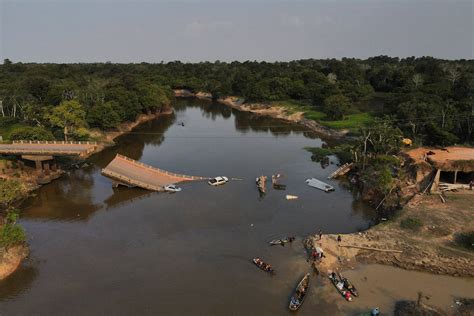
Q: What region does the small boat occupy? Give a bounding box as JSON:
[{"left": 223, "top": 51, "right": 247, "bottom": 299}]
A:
[
  {"left": 339, "top": 273, "right": 359, "bottom": 297},
  {"left": 269, "top": 236, "right": 295, "bottom": 246},
  {"left": 256, "top": 176, "right": 267, "bottom": 193},
  {"left": 289, "top": 273, "right": 310, "bottom": 311},
  {"left": 329, "top": 272, "right": 352, "bottom": 301},
  {"left": 252, "top": 258, "right": 275, "bottom": 274},
  {"left": 305, "top": 178, "right": 335, "bottom": 192},
  {"left": 286, "top": 195, "right": 298, "bottom": 200}
]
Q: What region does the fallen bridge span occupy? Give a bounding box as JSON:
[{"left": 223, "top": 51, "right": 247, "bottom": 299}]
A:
[{"left": 101, "top": 154, "right": 209, "bottom": 191}]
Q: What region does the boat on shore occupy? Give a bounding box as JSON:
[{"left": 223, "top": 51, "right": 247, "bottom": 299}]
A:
[
  {"left": 329, "top": 272, "right": 352, "bottom": 301},
  {"left": 289, "top": 273, "right": 310, "bottom": 311},
  {"left": 305, "top": 178, "right": 335, "bottom": 192},
  {"left": 252, "top": 258, "right": 275, "bottom": 274},
  {"left": 339, "top": 273, "right": 359, "bottom": 297}
]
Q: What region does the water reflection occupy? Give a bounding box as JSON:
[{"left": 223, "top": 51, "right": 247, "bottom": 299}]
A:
[
  {"left": 0, "top": 262, "right": 38, "bottom": 301},
  {"left": 21, "top": 168, "right": 101, "bottom": 222}
]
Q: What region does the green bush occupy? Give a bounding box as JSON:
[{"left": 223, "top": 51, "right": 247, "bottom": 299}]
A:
[
  {"left": 400, "top": 217, "right": 423, "bottom": 230},
  {"left": 0, "top": 179, "right": 25, "bottom": 208},
  {"left": 305, "top": 147, "right": 333, "bottom": 162},
  {"left": 0, "top": 210, "right": 26, "bottom": 248},
  {"left": 9, "top": 126, "right": 55, "bottom": 141}
]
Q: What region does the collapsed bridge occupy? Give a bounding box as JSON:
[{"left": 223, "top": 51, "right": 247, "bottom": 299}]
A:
[{"left": 101, "top": 154, "right": 208, "bottom": 191}]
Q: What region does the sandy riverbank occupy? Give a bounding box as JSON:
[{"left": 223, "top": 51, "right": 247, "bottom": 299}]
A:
[
  {"left": 173, "top": 90, "right": 346, "bottom": 138},
  {"left": 305, "top": 193, "right": 473, "bottom": 277}
]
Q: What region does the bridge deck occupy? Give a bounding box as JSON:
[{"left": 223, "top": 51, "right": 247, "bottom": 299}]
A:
[
  {"left": 0, "top": 141, "right": 97, "bottom": 156},
  {"left": 101, "top": 154, "right": 208, "bottom": 191}
]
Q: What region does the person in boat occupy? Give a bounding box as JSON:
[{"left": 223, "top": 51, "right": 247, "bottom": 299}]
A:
[
  {"left": 331, "top": 272, "right": 337, "bottom": 279},
  {"left": 344, "top": 291, "right": 352, "bottom": 301},
  {"left": 266, "top": 264, "right": 272, "bottom": 272}
]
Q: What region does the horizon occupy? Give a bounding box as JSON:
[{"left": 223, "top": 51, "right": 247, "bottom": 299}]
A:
[{"left": 1, "top": 0, "right": 472, "bottom": 63}]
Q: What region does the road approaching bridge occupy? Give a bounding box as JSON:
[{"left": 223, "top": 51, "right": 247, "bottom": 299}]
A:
[
  {"left": 0, "top": 140, "right": 97, "bottom": 156},
  {"left": 101, "top": 154, "right": 208, "bottom": 191}
]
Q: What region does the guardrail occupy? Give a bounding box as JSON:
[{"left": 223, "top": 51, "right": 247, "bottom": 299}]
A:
[
  {"left": 12, "top": 140, "right": 98, "bottom": 145},
  {"left": 115, "top": 154, "right": 208, "bottom": 181}
]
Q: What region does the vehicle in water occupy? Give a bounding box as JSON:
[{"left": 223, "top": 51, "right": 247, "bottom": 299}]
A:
[
  {"left": 252, "top": 258, "right": 275, "bottom": 274},
  {"left": 269, "top": 236, "right": 295, "bottom": 246},
  {"left": 305, "top": 178, "right": 335, "bottom": 192},
  {"left": 289, "top": 273, "right": 310, "bottom": 311},
  {"left": 163, "top": 184, "right": 182, "bottom": 192},
  {"left": 208, "top": 176, "right": 229, "bottom": 186},
  {"left": 329, "top": 272, "right": 352, "bottom": 301}
]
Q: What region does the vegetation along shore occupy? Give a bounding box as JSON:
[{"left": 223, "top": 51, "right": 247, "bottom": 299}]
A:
[{"left": 0, "top": 57, "right": 472, "bottom": 281}]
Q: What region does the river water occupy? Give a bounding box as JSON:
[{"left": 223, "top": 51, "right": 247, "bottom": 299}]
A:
[{"left": 1, "top": 99, "right": 469, "bottom": 315}]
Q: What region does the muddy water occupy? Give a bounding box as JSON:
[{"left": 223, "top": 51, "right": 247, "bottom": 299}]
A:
[
  {"left": 341, "top": 265, "right": 474, "bottom": 315},
  {"left": 0, "top": 99, "right": 466, "bottom": 315}
]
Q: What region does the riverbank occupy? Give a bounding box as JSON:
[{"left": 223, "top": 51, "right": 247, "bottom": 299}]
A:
[
  {"left": 0, "top": 245, "right": 29, "bottom": 280},
  {"left": 173, "top": 90, "right": 347, "bottom": 138},
  {"left": 0, "top": 108, "right": 173, "bottom": 280},
  {"left": 305, "top": 193, "right": 473, "bottom": 277}
]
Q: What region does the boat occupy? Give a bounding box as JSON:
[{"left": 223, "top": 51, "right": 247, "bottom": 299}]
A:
[
  {"left": 329, "top": 272, "right": 352, "bottom": 301},
  {"left": 339, "top": 273, "right": 359, "bottom": 297},
  {"left": 269, "top": 236, "right": 295, "bottom": 246},
  {"left": 286, "top": 195, "right": 298, "bottom": 200},
  {"left": 305, "top": 178, "right": 335, "bottom": 192},
  {"left": 256, "top": 176, "right": 267, "bottom": 193},
  {"left": 289, "top": 273, "right": 310, "bottom": 311},
  {"left": 252, "top": 258, "right": 275, "bottom": 274}
]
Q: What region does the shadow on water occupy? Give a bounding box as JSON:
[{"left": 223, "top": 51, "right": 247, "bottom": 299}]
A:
[
  {"left": 20, "top": 167, "right": 102, "bottom": 222},
  {"left": 0, "top": 262, "right": 38, "bottom": 302}
]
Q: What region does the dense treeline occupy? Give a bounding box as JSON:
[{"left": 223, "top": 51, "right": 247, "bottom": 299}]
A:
[{"left": 0, "top": 56, "right": 472, "bottom": 144}]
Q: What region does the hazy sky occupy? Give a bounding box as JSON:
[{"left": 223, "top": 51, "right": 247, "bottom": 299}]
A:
[{"left": 0, "top": 0, "right": 472, "bottom": 63}]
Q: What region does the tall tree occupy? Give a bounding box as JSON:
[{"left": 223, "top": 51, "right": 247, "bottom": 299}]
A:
[{"left": 47, "top": 100, "right": 86, "bottom": 141}]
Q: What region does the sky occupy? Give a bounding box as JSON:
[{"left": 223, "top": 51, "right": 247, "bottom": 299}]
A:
[{"left": 0, "top": 0, "right": 472, "bottom": 63}]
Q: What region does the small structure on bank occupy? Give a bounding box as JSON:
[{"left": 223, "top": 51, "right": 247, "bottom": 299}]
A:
[{"left": 405, "top": 147, "right": 474, "bottom": 193}]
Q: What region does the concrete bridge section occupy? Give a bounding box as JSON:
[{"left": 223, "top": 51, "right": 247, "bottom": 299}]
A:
[
  {"left": 0, "top": 140, "right": 97, "bottom": 156},
  {"left": 101, "top": 154, "right": 208, "bottom": 191}
]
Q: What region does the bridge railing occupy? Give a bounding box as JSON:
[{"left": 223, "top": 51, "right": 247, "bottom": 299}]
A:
[
  {"left": 115, "top": 154, "right": 208, "bottom": 181},
  {"left": 12, "top": 140, "right": 98, "bottom": 145}
]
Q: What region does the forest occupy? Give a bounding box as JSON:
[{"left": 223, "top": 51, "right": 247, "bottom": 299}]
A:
[{"left": 0, "top": 56, "right": 472, "bottom": 145}]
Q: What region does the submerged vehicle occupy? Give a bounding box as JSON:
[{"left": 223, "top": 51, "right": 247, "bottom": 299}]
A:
[
  {"left": 252, "top": 258, "right": 275, "bottom": 274},
  {"left": 163, "top": 184, "right": 182, "bottom": 192},
  {"left": 305, "top": 178, "right": 335, "bottom": 192},
  {"left": 329, "top": 272, "right": 352, "bottom": 301},
  {"left": 208, "top": 176, "right": 229, "bottom": 186},
  {"left": 289, "top": 273, "right": 310, "bottom": 311},
  {"left": 269, "top": 236, "right": 295, "bottom": 246}
]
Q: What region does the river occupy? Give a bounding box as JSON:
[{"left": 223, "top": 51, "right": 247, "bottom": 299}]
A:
[{"left": 1, "top": 99, "right": 470, "bottom": 315}]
